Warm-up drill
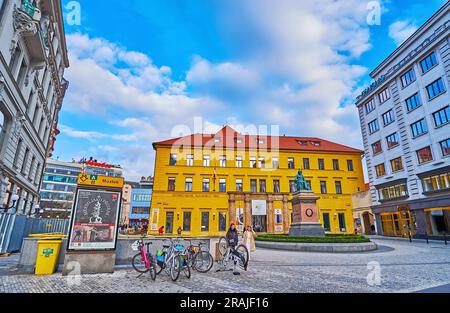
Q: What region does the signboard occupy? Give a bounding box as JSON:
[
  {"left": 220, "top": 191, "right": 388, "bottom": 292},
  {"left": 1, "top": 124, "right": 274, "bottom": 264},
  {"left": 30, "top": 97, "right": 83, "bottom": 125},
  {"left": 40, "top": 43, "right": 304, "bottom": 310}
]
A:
[
  {"left": 274, "top": 209, "right": 283, "bottom": 232},
  {"left": 68, "top": 189, "right": 122, "bottom": 251},
  {"left": 236, "top": 207, "right": 244, "bottom": 231},
  {"left": 150, "top": 208, "right": 159, "bottom": 231},
  {"left": 252, "top": 200, "right": 267, "bottom": 216},
  {"left": 77, "top": 173, "right": 124, "bottom": 188}
]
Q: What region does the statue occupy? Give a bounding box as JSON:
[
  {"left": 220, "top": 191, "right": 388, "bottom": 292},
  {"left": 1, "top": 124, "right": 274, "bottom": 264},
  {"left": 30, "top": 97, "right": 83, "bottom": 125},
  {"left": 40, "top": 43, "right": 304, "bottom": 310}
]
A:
[{"left": 294, "top": 169, "right": 311, "bottom": 192}]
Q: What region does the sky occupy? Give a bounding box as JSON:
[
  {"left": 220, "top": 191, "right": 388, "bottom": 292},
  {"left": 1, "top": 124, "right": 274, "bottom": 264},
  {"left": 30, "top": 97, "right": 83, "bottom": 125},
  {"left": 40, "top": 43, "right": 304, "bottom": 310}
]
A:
[{"left": 54, "top": 0, "right": 448, "bottom": 181}]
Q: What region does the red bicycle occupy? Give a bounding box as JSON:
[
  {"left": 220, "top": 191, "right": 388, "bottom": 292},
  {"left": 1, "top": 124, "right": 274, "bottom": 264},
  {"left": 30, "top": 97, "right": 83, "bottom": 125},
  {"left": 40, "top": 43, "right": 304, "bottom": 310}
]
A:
[{"left": 131, "top": 239, "right": 157, "bottom": 280}]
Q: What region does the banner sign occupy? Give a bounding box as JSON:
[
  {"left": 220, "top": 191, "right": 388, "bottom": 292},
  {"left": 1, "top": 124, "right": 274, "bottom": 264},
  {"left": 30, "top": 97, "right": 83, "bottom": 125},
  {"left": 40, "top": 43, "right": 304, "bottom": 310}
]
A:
[
  {"left": 77, "top": 174, "right": 124, "bottom": 189},
  {"left": 68, "top": 189, "right": 122, "bottom": 251},
  {"left": 252, "top": 200, "right": 267, "bottom": 216}
]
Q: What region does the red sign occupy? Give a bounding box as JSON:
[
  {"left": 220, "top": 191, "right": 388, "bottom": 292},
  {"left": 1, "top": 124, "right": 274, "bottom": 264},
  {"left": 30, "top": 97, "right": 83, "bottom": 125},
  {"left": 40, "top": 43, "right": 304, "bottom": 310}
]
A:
[{"left": 85, "top": 160, "right": 114, "bottom": 169}]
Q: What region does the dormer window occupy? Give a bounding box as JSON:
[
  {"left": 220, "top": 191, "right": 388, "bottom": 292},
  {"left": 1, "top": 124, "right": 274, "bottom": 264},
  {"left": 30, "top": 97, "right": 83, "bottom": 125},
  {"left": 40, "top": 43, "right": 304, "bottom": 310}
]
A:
[
  {"left": 298, "top": 140, "right": 308, "bottom": 146},
  {"left": 311, "top": 141, "right": 321, "bottom": 147},
  {"left": 213, "top": 138, "right": 221, "bottom": 143},
  {"left": 258, "top": 139, "right": 265, "bottom": 144},
  {"left": 236, "top": 138, "right": 243, "bottom": 144}
]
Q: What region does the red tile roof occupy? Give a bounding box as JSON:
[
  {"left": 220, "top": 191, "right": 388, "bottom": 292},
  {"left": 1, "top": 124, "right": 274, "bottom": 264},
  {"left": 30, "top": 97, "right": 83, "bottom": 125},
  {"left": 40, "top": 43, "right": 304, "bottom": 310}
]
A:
[{"left": 153, "top": 126, "right": 363, "bottom": 154}]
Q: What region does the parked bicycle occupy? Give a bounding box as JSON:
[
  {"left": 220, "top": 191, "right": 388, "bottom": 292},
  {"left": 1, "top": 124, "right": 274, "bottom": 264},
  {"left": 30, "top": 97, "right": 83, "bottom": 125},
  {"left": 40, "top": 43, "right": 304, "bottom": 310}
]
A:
[
  {"left": 184, "top": 239, "right": 214, "bottom": 273},
  {"left": 131, "top": 238, "right": 157, "bottom": 280},
  {"left": 155, "top": 238, "right": 191, "bottom": 281},
  {"left": 216, "top": 236, "right": 249, "bottom": 272}
]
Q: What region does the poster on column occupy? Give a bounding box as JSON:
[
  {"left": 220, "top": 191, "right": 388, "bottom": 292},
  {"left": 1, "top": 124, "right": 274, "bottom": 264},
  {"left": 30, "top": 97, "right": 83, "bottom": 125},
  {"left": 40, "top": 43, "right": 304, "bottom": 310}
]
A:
[
  {"left": 236, "top": 207, "right": 244, "bottom": 231},
  {"left": 275, "top": 209, "right": 284, "bottom": 232},
  {"left": 68, "top": 189, "right": 122, "bottom": 251}
]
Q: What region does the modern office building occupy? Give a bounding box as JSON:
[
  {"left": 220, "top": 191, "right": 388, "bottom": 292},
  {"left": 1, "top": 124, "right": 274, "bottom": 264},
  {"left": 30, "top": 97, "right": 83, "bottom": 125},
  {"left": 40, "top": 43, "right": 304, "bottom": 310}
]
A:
[
  {"left": 129, "top": 176, "right": 153, "bottom": 229},
  {"left": 39, "top": 158, "right": 123, "bottom": 218},
  {"left": 355, "top": 3, "right": 450, "bottom": 238},
  {"left": 149, "top": 126, "right": 365, "bottom": 237},
  {"left": 0, "top": 0, "right": 69, "bottom": 215}
]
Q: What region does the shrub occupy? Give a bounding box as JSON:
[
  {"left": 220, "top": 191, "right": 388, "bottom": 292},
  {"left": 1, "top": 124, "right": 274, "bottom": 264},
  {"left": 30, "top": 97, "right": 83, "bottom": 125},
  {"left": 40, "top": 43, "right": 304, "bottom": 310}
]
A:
[{"left": 254, "top": 234, "right": 370, "bottom": 244}]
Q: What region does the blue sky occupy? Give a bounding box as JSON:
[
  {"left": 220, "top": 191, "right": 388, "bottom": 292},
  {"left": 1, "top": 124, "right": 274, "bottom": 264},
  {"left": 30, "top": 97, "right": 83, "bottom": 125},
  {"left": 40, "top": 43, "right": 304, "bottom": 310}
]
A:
[{"left": 55, "top": 0, "right": 447, "bottom": 180}]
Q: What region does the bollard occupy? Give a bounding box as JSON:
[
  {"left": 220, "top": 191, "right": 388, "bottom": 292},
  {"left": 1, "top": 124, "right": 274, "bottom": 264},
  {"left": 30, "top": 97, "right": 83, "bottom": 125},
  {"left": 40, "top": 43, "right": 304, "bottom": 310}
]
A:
[
  {"left": 444, "top": 233, "right": 448, "bottom": 246},
  {"left": 426, "top": 234, "right": 429, "bottom": 244}
]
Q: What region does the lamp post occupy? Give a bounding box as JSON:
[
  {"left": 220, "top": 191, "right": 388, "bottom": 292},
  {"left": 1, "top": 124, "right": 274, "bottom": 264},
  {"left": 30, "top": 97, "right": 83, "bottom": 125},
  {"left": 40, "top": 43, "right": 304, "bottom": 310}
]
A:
[{"left": 3, "top": 194, "right": 19, "bottom": 213}]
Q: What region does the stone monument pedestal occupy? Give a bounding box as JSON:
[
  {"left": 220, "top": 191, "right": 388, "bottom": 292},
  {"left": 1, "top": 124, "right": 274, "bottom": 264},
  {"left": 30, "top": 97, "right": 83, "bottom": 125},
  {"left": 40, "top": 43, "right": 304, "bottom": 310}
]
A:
[{"left": 289, "top": 191, "right": 325, "bottom": 237}]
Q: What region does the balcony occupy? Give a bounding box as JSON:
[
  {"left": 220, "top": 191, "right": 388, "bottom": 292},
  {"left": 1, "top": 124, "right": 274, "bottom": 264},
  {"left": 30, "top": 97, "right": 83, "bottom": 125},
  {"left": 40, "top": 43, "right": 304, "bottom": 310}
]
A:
[{"left": 12, "top": 0, "right": 46, "bottom": 65}]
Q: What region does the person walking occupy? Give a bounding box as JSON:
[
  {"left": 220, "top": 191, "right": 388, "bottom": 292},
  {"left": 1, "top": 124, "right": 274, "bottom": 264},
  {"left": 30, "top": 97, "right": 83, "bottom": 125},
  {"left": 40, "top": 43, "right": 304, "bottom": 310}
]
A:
[
  {"left": 243, "top": 225, "right": 256, "bottom": 260},
  {"left": 225, "top": 223, "right": 241, "bottom": 275}
]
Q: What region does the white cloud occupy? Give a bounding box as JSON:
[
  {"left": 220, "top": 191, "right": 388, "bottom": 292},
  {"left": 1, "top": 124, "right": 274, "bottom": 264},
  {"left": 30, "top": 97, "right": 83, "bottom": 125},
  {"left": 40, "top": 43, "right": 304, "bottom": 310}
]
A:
[{"left": 389, "top": 20, "right": 418, "bottom": 46}]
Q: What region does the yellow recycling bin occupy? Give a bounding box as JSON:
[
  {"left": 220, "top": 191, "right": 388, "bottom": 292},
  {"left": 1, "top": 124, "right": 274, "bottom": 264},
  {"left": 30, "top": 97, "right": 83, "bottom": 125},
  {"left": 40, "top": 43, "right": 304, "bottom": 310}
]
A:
[{"left": 35, "top": 239, "right": 62, "bottom": 275}]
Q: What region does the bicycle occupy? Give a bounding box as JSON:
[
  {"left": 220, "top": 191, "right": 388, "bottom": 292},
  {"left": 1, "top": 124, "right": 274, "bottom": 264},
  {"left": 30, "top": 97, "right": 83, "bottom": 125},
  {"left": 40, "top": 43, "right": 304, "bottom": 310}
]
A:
[
  {"left": 131, "top": 238, "right": 157, "bottom": 280},
  {"left": 155, "top": 238, "right": 190, "bottom": 281},
  {"left": 184, "top": 239, "right": 214, "bottom": 273},
  {"left": 216, "top": 236, "right": 249, "bottom": 272}
]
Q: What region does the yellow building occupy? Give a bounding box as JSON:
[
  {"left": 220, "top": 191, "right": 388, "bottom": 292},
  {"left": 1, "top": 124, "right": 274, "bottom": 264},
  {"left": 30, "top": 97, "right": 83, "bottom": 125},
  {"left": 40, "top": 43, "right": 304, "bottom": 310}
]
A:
[{"left": 149, "top": 126, "right": 365, "bottom": 237}]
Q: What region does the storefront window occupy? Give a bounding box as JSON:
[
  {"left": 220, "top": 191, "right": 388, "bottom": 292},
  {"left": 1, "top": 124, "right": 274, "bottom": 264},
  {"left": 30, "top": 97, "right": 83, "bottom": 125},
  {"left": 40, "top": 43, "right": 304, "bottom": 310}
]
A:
[
  {"left": 422, "top": 172, "right": 450, "bottom": 193},
  {"left": 201, "top": 212, "right": 210, "bottom": 232},
  {"left": 218, "top": 212, "right": 227, "bottom": 232},
  {"left": 183, "top": 212, "right": 191, "bottom": 232},
  {"left": 378, "top": 183, "right": 408, "bottom": 200},
  {"left": 338, "top": 213, "right": 346, "bottom": 232},
  {"left": 322, "top": 213, "right": 331, "bottom": 231}
]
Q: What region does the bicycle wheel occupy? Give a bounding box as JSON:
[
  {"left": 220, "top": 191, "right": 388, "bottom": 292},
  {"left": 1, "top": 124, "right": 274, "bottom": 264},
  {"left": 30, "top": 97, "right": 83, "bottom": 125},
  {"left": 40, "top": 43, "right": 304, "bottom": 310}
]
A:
[
  {"left": 170, "top": 256, "right": 181, "bottom": 282},
  {"left": 218, "top": 237, "right": 228, "bottom": 257},
  {"left": 193, "top": 251, "right": 214, "bottom": 273},
  {"left": 148, "top": 255, "right": 157, "bottom": 281},
  {"left": 182, "top": 256, "right": 191, "bottom": 279},
  {"left": 235, "top": 245, "right": 249, "bottom": 270},
  {"left": 132, "top": 253, "right": 148, "bottom": 273}
]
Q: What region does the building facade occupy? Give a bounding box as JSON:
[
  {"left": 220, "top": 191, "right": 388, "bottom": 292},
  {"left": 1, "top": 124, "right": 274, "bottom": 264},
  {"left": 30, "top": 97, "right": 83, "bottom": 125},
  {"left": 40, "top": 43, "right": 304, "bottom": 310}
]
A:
[
  {"left": 149, "top": 126, "right": 365, "bottom": 237},
  {"left": 39, "top": 158, "right": 123, "bottom": 218},
  {"left": 355, "top": 3, "right": 450, "bottom": 238},
  {"left": 352, "top": 185, "right": 376, "bottom": 235},
  {"left": 0, "top": 0, "right": 69, "bottom": 215},
  {"left": 129, "top": 176, "right": 153, "bottom": 229}
]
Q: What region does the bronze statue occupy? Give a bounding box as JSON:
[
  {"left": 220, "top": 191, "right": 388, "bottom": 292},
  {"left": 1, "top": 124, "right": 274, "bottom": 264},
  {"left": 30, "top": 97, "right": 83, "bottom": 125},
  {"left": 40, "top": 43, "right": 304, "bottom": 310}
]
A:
[{"left": 294, "top": 169, "right": 311, "bottom": 192}]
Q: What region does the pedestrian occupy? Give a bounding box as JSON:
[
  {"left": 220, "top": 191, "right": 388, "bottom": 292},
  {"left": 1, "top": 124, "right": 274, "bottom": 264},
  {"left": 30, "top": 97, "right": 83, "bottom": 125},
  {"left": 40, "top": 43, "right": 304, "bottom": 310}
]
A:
[
  {"left": 226, "top": 223, "right": 241, "bottom": 275},
  {"left": 158, "top": 225, "right": 165, "bottom": 234},
  {"left": 243, "top": 225, "right": 256, "bottom": 260}
]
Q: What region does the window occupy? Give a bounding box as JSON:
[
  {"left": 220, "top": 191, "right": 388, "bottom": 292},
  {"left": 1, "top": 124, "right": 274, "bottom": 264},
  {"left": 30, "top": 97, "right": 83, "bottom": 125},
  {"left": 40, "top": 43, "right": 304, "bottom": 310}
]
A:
[
  {"left": 320, "top": 181, "right": 327, "bottom": 194},
  {"left": 183, "top": 212, "right": 191, "bottom": 232},
  {"left": 288, "top": 157, "right": 295, "bottom": 169},
  {"left": 28, "top": 156, "right": 36, "bottom": 180},
  {"left": 13, "top": 138, "right": 23, "bottom": 168},
  {"left": 236, "top": 156, "right": 243, "bottom": 168},
  {"left": 420, "top": 52, "right": 438, "bottom": 73},
  {"left": 433, "top": 106, "right": 449, "bottom": 127},
  {"left": 322, "top": 213, "right": 331, "bottom": 231},
  {"left": 272, "top": 157, "right": 279, "bottom": 169},
  {"left": 250, "top": 157, "right": 257, "bottom": 168},
  {"left": 440, "top": 139, "right": 450, "bottom": 156},
  {"left": 378, "top": 88, "right": 391, "bottom": 104},
  {"left": 202, "top": 179, "right": 210, "bottom": 192},
  {"left": 338, "top": 213, "right": 346, "bottom": 232},
  {"left": 168, "top": 178, "right": 176, "bottom": 191},
  {"left": 236, "top": 138, "right": 243, "bottom": 144},
  {"left": 289, "top": 180, "right": 296, "bottom": 193},
  {"left": 372, "top": 140, "right": 383, "bottom": 155},
  {"left": 213, "top": 137, "right": 221, "bottom": 143},
  {"left": 375, "top": 163, "right": 386, "bottom": 177},
  {"left": 318, "top": 159, "right": 325, "bottom": 170},
  {"left": 219, "top": 155, "right": 226, "bottom": 167},
  {"left": 386, "top": 133, "right": 399, "bottom": 149},
  {"left": 273, "top": 180, "right": 280, "bottom": 193},
  {"left": 236, "top": 179, "right": 243, "bottom": 192},
  {"left": 426, "top": 78, "right": 446, "bottom": 99},
  {"left": 411, "top": 119, "right": 428, "bottom": 137},
  {"left": 303, "top": 158, "right": 310, "bottom": 170},
  {"left": 365, "top": 99, "right": 376, "bottom": 114},
  {"left": 332, "top": 159, "right": 340, "bottom": 171},
  {"left": 185, "top": 178, "right": 193, "bottom": 192},
  {"left": 416, "top": 146, "right": 433, "bottom": 164},
  {"left": 378, "top": 183, "right": 408, "bottom": 200},
  {"left": 347, "top": 160, "right": 354, "bottom": 171},
  {"left": 390, "top": 157, "right": 404, "bottom": 172},
  {"left": 258, "top": 157, "right": 266, "bottom": 169},
  {"left": 422, "top": 172, "right": 450, "bottom": 193},
  {"left": 400, "top": 68, "right": 416, "bottom": 87},
  {"left": 259, "top": 180, "right": 267, "bottom": 193},
  {"left": 186, "top": 154, "right": 194, "bottom": 166},
  {"left": 368, "top": 119, "right": 380, "bottom": 134},
  {"left": 9, "top": 45, "right": 21, "bottom": 73},
  {"left": 218, "top": 212, "right": 227, "bottom": 232},
  {"left": 405, "top": 93, "right": 422, "bottom": 111},
  {"left": 203, "top": 155, "right": 210, "bottom": 167},
  {"left": 382, "top": 109, "right": 395, "bottom": 126},
  {"left": 219, "top": 178, "right": 226, "bottom": 192},
  {"left": 169, "top": 154, "right": 177, "bottom": 166},
  {"left": 201, "top": 212, "right": 210, "bottom": 232},
  {"left": 250, "top": 179, "right": 257, "bottom": 193},
  {"left": 21, "top": 147, "right": 29, "bottom": 174},
  {"left": 335, "top": 181, "right": 342, "bottom": 194},
  {"left": 34, "top": 162, "right": 41, "bottom": 185},
  {"left": 131, "top": 207, "right": 150, "bottom": 215}
]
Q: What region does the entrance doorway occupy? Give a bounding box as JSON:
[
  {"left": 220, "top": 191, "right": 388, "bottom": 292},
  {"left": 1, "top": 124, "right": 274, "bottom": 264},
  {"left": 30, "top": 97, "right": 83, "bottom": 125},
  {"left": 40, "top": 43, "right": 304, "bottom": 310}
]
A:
[
  {"left": 252, "top": 215, "right": 267, "bottom": 233},
  {"left": 165, "top": 212, "right": 174, "bottom": 234},
  {"left": 425, "top": 209, "right": 450, "bottom": 235},
  {"left": 380, "top": 211, "right": 414, "bottom": 237}
]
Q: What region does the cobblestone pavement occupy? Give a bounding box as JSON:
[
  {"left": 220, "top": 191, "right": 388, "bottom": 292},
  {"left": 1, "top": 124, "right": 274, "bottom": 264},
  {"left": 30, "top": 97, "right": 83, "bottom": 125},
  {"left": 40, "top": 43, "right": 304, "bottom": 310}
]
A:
[{"left": 0, "top": 238, "right": 449, "bottom": 293}]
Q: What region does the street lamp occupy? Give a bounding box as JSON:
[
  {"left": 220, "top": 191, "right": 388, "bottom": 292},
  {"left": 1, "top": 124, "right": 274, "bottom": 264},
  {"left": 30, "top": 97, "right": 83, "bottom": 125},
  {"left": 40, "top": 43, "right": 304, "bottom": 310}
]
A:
[{"left": 3, "top": 194, "right": 19, "bottom": 213}]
